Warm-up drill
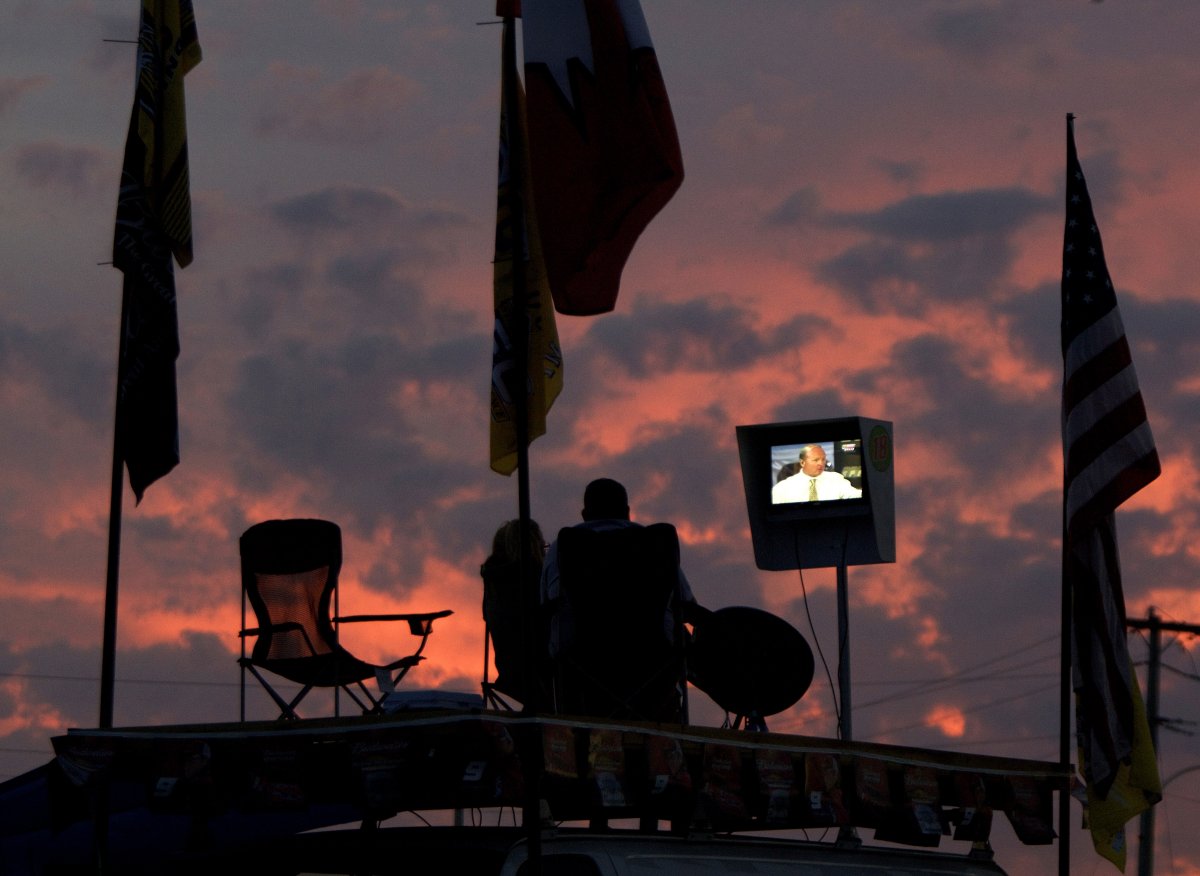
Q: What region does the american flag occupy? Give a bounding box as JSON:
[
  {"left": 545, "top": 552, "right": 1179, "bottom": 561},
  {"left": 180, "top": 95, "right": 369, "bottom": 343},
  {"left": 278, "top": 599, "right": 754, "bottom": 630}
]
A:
[{"left": 1061, "top": 115, "right": 1161, "bottom": 869}]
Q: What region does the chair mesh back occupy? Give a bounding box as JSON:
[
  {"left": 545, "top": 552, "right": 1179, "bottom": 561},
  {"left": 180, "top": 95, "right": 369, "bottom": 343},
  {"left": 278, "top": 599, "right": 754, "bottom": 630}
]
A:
[
  {"left": 255, "top": 567, "right": 334, "bottom": 660},
  {"left": 241, "top": 519, "right": 342, "bottom": 666},
  {"left": 555, "top": 523, "right": 683, "bottom": 720}
]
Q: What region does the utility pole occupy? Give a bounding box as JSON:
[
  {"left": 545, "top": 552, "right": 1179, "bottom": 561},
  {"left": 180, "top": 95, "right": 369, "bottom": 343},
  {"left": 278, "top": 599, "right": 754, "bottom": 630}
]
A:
[{"left": 1127, "top": 608, "right": 1200, "bottom": 876}]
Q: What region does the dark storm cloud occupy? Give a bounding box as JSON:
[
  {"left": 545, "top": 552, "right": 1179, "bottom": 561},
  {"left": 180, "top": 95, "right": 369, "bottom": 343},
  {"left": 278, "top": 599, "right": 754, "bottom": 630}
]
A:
[
  {"left": 997, "top": 280, "right": 1061, "bottom": 372},
  {"left": 255, "top": 66, "right": 423, "bottom": 145},
  {"left": 770, "top": 187, "right": 1054, "bottom": 313},
  {"left": 580, "top": 297, "right": 795, "bottom": 380},
  {"left": 854, "top": 332, "right": 1056, "bottom": 486},
  {"left": 766, "top": 187, "right": 1051, "bottom": 241},
  {"left": 616, "top": 406, "right": 741, "bottom": 528},
  {"left": 0, "top": 318, "right": 110, "bottom": 426},
  {"left": 270, "top": 185, "right": 468, "bottom": 239},
  {"left": 875, "top": 159, "right": 924, "bottom": 186},
  {"left": 1117, "top": 507, "right": 1198, "bottom": 596},
  {"left": 767, "top": 388, "right": 861, "bottom": 428},
  {"left": 818, "top": 234, "right": 1029, "bottom": 312},
  {"left": 272, "top": 186, "right": 405, "bottom": 231},
  {"left": 226, "top": 328, "right": 485, "bottom": 579},
  {"left": 322, "top": 254, "right": 477, "bottom": 337},
  {"left": 764, "top": 186, "right": 822, "bottom": 227},
  {"left": 236, "top": 263, "right": 309, "bottom": 336},
  {"left": 13, "top": 141, "right": 108, "bottom": 197},
  {"left": 232, "top": 343, "right": 432, "bottom": 463},
  {"left": 925, "top": 6, "right": 1022, "bottom": 60},
  {"left": 1114, "top": 296, "right": 1200, "bottom": 409},
  {"left": 836, "top": 188, "right": 1053, "bottom": 242}
]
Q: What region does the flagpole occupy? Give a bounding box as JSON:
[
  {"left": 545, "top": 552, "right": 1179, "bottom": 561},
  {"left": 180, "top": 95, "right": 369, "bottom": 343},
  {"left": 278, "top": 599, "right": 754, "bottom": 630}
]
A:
[
  {"left": 502, "top": 15, "right": 543, "bottom": 868},
  {"left": 99, "top": 294, "right": 130, "bottom": 730},
  {"left": 1059, "top": 517, "right": 1071, "bottom": 876},
  {"left": 1057, "top": 111, "right": 1075, "bottom": 876}
]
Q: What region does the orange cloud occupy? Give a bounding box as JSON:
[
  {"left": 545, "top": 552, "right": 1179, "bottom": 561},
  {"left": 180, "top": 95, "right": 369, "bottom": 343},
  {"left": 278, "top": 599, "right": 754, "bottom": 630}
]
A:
[{"left": 924, "top": 704, "right": 966, "bottom": 738}]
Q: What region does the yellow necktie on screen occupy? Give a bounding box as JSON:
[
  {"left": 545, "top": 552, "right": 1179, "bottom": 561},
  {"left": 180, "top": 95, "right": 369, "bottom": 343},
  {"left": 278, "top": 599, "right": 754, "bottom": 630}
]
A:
[{"left": 809, "top": 478, "right": 818, "bottom": 501}]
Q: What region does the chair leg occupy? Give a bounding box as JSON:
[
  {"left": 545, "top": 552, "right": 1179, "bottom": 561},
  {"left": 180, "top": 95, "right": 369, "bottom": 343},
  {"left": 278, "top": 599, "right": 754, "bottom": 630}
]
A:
[
  {"left": 482, "top": 683, "right": 515, "bottom": 711},
  {"left": 242, "top": 663, "right": 307, "bottom": 720},
  {"left": 347, "top": 681, "right": 380, "bottom": 714}
]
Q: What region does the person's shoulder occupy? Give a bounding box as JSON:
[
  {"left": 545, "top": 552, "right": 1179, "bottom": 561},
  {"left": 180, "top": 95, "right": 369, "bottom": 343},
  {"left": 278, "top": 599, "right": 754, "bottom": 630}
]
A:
[{"left": 579, "top": 519, "right": 638, "bottom": 531}]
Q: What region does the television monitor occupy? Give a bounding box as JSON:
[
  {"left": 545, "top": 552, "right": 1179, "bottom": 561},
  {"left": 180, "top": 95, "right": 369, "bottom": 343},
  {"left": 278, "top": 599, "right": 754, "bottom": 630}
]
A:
[{"left": 737, "top": 417, "right": 895, "bottom": 571}]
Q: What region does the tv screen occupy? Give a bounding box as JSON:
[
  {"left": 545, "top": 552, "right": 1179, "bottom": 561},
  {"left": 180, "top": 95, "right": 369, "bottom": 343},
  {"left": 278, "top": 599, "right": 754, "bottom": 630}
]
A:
[
  {"left": 737, "top": 418, "right": 895, "bottom": 570},
  {"left": 770, "top": 437, "right": 865, "bottom": 507}
]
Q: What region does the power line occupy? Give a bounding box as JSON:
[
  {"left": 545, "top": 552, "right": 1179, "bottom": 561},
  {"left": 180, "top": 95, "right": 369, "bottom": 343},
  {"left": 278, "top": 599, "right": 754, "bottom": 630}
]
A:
[
  {"left": 1160, "top": 662, "right": 1200, "bottom": 684},
  {"left": 856, "top": 641, "right": 1060, "bottom": 711},
  {"left": 860, "top": 680, "right": 1060, "bottom": 741},
  {"left": 0, "top": 670, "right": 239, "bottom": 689},
  {"left": 857, "top": 669, "right": 1058, "bottom": 712}
]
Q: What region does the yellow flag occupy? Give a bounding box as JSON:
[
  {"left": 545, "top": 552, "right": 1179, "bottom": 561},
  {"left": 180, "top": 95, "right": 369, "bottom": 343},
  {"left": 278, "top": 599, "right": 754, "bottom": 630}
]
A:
[
  {"left": 1080, "top": 657, "right": 1162, "bottom": 872},
  {"left": 489, "top": 19, "right": 563, "bottom": 476}
]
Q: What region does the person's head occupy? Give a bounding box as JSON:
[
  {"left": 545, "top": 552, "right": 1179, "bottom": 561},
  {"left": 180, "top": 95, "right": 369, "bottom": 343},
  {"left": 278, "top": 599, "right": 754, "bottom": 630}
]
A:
[
  {"left": 581, "top": 478, "right": 630, "bottom": 521},
  {"left": 776, "top": 461, "right": 801, "bottom": 484},
  {"left": 798, "top": 445, "right": 828, "bottom": 477},
  {"left": 490, "top": 518, "right": 545, "bottom": 564}
]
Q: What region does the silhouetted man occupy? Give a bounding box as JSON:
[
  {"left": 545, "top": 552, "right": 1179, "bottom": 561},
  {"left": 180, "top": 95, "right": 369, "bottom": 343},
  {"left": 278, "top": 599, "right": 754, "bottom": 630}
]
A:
[{"left": 540, "top": 478, "right": 696, "bottom": 658}]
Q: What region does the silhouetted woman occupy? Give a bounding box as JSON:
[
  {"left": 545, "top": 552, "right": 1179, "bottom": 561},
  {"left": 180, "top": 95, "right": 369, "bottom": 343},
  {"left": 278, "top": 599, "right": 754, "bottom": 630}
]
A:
[{"left": 481, "top": 519, "right": 548, "bottom": 709}]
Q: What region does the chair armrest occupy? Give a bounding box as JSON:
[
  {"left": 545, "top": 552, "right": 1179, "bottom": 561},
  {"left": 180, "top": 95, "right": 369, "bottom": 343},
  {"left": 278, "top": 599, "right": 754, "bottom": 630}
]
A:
[
  {"left": 239, "top": 621, "right": 304, "bottom": 638},
  {"left": 335, "top": 609, "right": 453, "bottom": 636}
]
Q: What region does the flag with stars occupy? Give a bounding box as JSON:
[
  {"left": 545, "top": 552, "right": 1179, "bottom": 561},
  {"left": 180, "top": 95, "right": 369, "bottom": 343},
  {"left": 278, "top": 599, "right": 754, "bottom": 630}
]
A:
[
  {"left": 519, "top": 0, "right": 684, "bottom": 316},
  {"left": 1061, "top": 114, "right": 1161, "bottom": 872}
]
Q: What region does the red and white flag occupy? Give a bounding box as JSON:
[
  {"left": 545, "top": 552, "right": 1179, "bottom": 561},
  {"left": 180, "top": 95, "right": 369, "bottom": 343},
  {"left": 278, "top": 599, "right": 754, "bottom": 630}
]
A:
[{"left": 519, "top": 0, "right": 684, "bottom": 316}]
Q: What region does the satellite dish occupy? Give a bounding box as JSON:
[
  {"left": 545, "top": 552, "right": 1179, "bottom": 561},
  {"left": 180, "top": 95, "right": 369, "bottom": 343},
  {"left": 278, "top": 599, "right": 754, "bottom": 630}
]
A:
[{"left": 689, "top": 606, "right": 815, "bottom": 720}]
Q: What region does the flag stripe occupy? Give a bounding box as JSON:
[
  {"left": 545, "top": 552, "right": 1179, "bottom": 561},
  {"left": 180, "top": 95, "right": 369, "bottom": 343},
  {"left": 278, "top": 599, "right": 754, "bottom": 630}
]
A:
[
  {"left": 1065, "top": 421, "right": 1158, "bottom": 529},
  {"left": 1064, "top": 378, "right": 1153, "bottom": 485},
  {"left": 1061, "top": 116, "right": 1161, "bottom": 870},
  {"left": 1063, "top": 315, "right": 1133, "bottom": 411}
]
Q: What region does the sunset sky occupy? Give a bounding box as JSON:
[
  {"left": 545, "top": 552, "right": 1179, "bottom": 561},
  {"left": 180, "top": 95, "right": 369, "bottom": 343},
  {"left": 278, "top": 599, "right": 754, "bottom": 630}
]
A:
[{"left": 3, "top": 1, "right": 1200, "bottom": 871}]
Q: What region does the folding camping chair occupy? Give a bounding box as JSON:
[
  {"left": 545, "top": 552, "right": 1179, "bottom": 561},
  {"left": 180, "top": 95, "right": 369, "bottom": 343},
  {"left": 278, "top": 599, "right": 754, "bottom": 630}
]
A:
[
  {"left": 238, "top": 518, "right": 452, "bottom": 720},
  {"left": 549, "top": 523, "right": 689, "bottom": 724}
]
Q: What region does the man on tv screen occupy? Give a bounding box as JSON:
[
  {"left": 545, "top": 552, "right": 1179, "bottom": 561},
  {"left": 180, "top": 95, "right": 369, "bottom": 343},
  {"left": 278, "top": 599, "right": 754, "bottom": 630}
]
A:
[{"left": 771, "top": 444, "right": 862, "bottom": 503}]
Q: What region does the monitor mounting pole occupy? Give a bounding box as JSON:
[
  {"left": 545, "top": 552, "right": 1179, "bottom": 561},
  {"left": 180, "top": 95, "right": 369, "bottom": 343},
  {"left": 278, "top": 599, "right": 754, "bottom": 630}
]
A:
[
  {"left": 837, "top": 561, "right": 852, "bottom": 741},
  {"left": 835, "top": 560, "right": 861, "bottom": 848}
]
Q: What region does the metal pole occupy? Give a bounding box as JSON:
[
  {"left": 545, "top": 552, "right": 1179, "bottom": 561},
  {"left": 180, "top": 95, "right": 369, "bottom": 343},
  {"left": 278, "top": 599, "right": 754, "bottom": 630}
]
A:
[
  {"left": 500, "top": 17, "right": 542, "bottom": 871},
  {"left": 99, "top": 285, "right": 129, "bottom": 731},
  {"left": 1136, "top": 607, "right": 1160, "bottom": 876},
  {"left": 1126, "top": 612, "right": 1200, "bottom": 876},
  {"left": 1058, "top": 113, "right": 1075, "bottom": 876},
  {"left": 1058, "top": 432, "right": 1072, "bottom": 876},
  {"left": 836, "top": 562, "right": 851, "bottom": 741}
]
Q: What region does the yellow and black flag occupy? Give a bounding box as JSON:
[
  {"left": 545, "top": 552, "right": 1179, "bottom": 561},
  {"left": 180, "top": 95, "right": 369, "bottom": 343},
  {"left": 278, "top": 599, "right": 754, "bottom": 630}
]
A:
[
  {"left": 490, "top": 16, "right": 563, "bottom": 476},
  {"left": 112, "top": 0, "right": 201, "bottom": 502}
]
